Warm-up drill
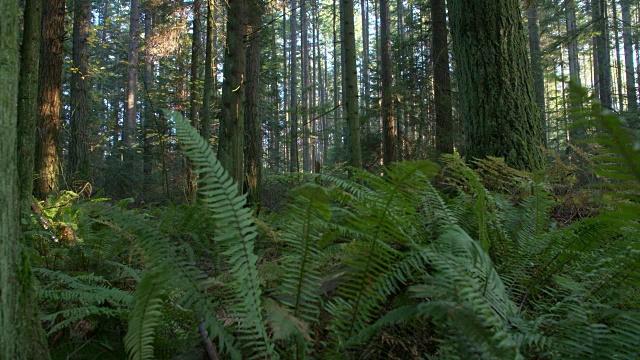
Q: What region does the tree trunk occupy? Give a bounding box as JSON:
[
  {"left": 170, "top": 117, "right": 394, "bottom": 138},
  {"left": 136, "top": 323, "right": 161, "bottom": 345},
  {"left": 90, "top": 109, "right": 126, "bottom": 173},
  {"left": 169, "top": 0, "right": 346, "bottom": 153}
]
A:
[
  {"left": 289, "top": 0, "right": 299, "bottom": 172},
  {"left": 18, "top": 0, "right": 42, "bottom": 211},
  {"left": 123, "top": 0, "right": 139, "bottom": 150},
  {"left": 566, "top": 0, "right": 582, "bottom": 87},
  {"left": 35, "top": 0, "right": 65, "bottom": 200},
  {"left": 142, "top": 12, "right": 154, "bottom": 185},
  {"left": 70, "top": 0, "right": 92, "bottom": 184},
  {"left": 593, "top": 0, "right": 613, "bottom": 108},
  {"left": 360, "top": 0, "right": 370, "bottom": 118},
  {"left": 431, "top": 0, "right": 453, "bottom": 155},
  {"left": 219, "top": 0, "right": 247, "bottom": 189},
  {"left": 380, "top": 0, "right": 395, "bottom": 164},
  {"left": 187, "top": 0, "right": 202, "bottom": 199},
  {"left": 611, "top": 0, "right": 624, "bottom": 111},
  {"left": 342, "top": 0, "right": 361, "bottom": 168},
  {"left": 332, "top": 0, "right": 340, "bottom": 152},
  {"left": 301, "top": 0, "right": 311, "bottom": 172},
  {"left": 449, "top": 0, "right": 545, "bottom": 170},
  {"left": 526, "top": 1, "right": 546, "bottom": 146},
  {"left": 245, "top": 2, "right": 262, "bottom": 206},
  {"left": 2, "top": 2, "right": 50, "bottom": 357},
  {"left": 621, "top": 0, "right": 637, "bottom": 112},
  {"left": 201, "top": 0, "right": 215, "bottom": 141}
]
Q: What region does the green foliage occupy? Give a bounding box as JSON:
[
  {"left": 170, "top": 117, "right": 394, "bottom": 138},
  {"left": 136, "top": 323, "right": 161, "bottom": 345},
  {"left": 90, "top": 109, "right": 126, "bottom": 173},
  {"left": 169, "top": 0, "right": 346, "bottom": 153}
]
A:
[
  {"left": 33, "top": 107, "right": 639, "bottom": 359},
  {"left": 170, "top": 110, "right": 274, "bottom": 359}
]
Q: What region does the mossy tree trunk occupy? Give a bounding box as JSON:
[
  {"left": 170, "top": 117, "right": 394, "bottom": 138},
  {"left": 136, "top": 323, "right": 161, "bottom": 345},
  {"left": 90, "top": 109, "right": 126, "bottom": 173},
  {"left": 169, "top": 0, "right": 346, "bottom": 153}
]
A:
[
  {"left": 526, "top": 0, "right": 546, "bottom": 146},
  {"left": 18, "top": 0, "right": 42, "bottom": 212},
  {"left": 245, "top": 0, "right": 262, "bottom": 206},
  {"left": 449, "top": 0, "right": 545, "bottom": 171},
  {"left": 2, "top": 1, "right": 50, "bottom": 357},
  {"left": 35, "top": 0, "right": 65, "bottom": 200},
  {"left": 431, "top": 0, "right": 453, "bottom": 156},
  {"left": 219, "top": 0, "right": 247, "bottom": 189},
  {"left": 69, "top": 0, "right": 92, "bottom": 184},
  {"left": 341, "top": 0, "right": 361, "bottom": 168}
]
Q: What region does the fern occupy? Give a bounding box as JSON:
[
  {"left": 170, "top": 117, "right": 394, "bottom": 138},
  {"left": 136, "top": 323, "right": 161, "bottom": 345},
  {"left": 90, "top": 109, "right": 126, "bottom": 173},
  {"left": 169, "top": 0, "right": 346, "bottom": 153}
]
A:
[
  {"left": 274, "top": 184, "right": 331, "bottom": 356},
  {"left": 124, "top": 271, "right": 166, "bottom": 360},
  {"left": 169, "top": 111, "right": 274, "bottom": 359}
]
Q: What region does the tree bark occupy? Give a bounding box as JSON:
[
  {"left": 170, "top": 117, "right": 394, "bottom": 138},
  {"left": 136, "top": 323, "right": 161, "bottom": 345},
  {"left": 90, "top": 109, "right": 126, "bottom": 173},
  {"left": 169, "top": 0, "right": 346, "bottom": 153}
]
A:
[
  {"left": 360, "top": 0, "right": 370, "bottom": 120},
  {"left": 621, "top": 0, "right": 637, "bottom": 112},
  {"left": 342, "top": 0, "right": 361, "bottom": 168},
  {"left": 35, "top": 0, "right": 65, "bottom": 200},
  {"left": 142, "top": 12, "right": 154, "bottom": 184},
  {"left": 449, "top": 0, "right": 545, "bottom": 170},
  {"left": 593, "top": 0, "right": 613, "bottom": 108},
  {"left": 70, "top": 0, "right": 92, "bottom": 184},
  {"left": 526, "top": 0, "right": 546, "bottom": 146},
  {"left": 187, "top": 0, "right": 202, "bottom": 199},
  {"left": 289, "top": 0, "right": 299, "bottom": 172},
  {"left": 201, "top": 0, "right": 215, "bottom": 141},
  {"left": 380, "top": 0, "right": 395, "bottom": 164},
  {"left": 566, "top": 0, "right": 582, "bottom": 87},
  {"left": 245, "top": 1, "right": 262, "bottom": 206},
  {"left": 301, "top": 0, "right": 311, "bottom": 172},
  {"left": 18, "top": 0, "right": 42, "bottom": 211},
  {"left": 219, "top": 0, "right": 247, "bottom": 189},
  {"left": 123, "top": 0, "right": 140, "bottom": 150},
  {"left": 431, "top": 0, "right": 453, "bottom": 155},
  {"left": 611, "top": 0, "right": 624, "bottom": 111},
  {"left": 2, "top": 2, "right": 50, "bottom": 357}
]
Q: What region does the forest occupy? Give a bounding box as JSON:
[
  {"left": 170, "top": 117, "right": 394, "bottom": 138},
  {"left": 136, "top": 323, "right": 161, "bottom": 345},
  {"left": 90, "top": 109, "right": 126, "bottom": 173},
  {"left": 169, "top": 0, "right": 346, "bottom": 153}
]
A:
[{"left": 1, "top": 0, "right": 640, "bottom": 358}]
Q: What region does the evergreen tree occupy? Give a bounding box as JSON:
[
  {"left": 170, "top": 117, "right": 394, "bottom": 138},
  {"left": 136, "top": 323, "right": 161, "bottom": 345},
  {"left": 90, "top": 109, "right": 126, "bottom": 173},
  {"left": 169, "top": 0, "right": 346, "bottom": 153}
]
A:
[{"left": 449, "top": 0, "right": 545, "bottom": 170}]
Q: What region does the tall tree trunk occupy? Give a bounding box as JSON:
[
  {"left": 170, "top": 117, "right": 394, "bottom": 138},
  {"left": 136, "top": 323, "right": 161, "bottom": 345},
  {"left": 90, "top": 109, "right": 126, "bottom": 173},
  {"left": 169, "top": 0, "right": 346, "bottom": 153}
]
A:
[
  {"left": 360, "top": 0, "right": 370, "bottom": 117},
  {"left": 245, "top": 2, "right": 262, "bottom": 206},
  {"left": 612, "top": 0, "right": 625, "bottom": 111},
  {"left": 289, "top": 0, "right": 299, "bottom": 172},
  {"left": 70, "top": 0, "right": 92, "bottom": 184},
  {"left": 282, "top": 1, "right": 289, "bottom": 169},
  {"left": 566, "top": 0, "right": 582, "bottom": 87},
  {"left": 301, "top": 0, "right": 311, "bottom": 172},
  {"left": 342, "top": 0, "right": 361, "bottom": 167},
  {"left": 332, "top": 0, "right": 340, "bottom": 152},
  {"left": 621, "top": 0, "right": 637, "bottom": 112},
  {"left": 35, "top": 0, "right": 65, "bottom": 200},
  {"left": 219, "top": 0, "right": 247, "bottom": 189},
  {"left": 187, "top": 0, "right": 202, "bottom": 199},
  {"left": 18, "top": 0, "right": 42, "bottom": 211},
  {"left": 380, "top": 0, "right": 395, "bottom": 164},
  {"left": 271, "top": 25, "right": 281, "bottom": 172},
  {"left": 395, "top": 0, "right": 404, "bottom": 160},
  {"left": 2, "top": 2, "right": 50, "bottom": 357},
  {"left": 526, "top": 0, "right": 546, "bottom": 146},
  {"left": 449, "top": 0, "right": 545, "bottom": 170},
  {"left": 201, "top": 0, "right": 215, "bottom": 141},
  {"left": 123, "top": 0, "right": 139, "bottom": 150},
  {"left": 9, "top": 0, "right": 51, "bottom": 357},
  {"left": 431, "top": 0, "right": 453, "bottom": 155},
  {"left": 142, "top": 12, "right": 154, "bottom": 185},
  {"left": 593, "top": 0, "right": 613, "bottom": 108},
  {"left": 566, "top": 0, "right": 584, "bottom": 140}
]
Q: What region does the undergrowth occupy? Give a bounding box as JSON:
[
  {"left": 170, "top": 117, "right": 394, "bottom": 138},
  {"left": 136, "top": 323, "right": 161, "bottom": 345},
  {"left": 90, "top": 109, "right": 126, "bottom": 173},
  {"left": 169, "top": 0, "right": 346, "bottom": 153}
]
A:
[{"left": 28, "top": 101, "right": 640, "bottom": 359}]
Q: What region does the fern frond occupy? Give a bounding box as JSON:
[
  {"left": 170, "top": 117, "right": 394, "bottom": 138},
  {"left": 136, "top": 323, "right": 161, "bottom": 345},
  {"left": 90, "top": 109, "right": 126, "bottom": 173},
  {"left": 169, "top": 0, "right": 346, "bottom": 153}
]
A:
[
  {"left": 278, "top": 185, "right": 329, "bottom": 326},
  {"left": 169, "top": 111, "right": 273, "bottom": 359},
  {"left": 124, "top": 271, "right": 166, "bottom": 360}
]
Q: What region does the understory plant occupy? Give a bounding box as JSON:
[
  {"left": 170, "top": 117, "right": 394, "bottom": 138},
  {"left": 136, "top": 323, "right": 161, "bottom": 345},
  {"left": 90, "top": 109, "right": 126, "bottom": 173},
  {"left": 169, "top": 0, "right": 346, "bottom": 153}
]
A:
[{"left": 33, "top": 104, "right": 639, "bottom": 359}]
